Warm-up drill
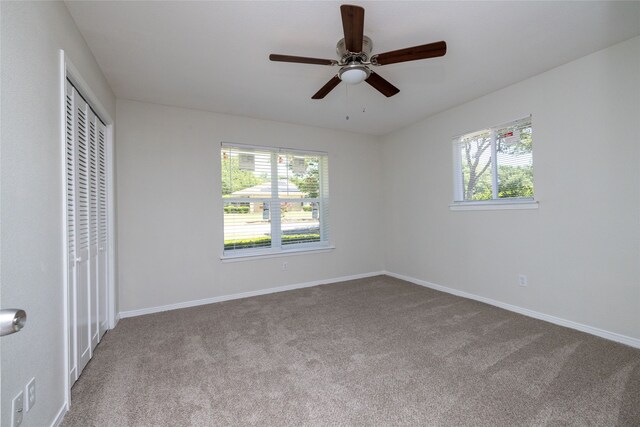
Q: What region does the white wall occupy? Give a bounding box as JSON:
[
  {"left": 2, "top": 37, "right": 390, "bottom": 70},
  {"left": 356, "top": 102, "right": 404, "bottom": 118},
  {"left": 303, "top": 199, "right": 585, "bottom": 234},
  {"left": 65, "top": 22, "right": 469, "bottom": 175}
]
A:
[
  {"left": 381, "top": 36, "right": 640, "bottom": 341},
  {"left": 115, "top": 100, "right": 383, "bottom": 313},
  {"left": 0, "top": 2, "right": 115, "bottom": 426}
]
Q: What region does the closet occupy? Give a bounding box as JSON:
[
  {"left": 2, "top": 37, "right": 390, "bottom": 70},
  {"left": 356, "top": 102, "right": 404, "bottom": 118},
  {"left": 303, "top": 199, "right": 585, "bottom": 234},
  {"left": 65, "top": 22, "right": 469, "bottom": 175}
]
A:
[{"left": 65, "top": 79, "right": 109, "bottom": 385}]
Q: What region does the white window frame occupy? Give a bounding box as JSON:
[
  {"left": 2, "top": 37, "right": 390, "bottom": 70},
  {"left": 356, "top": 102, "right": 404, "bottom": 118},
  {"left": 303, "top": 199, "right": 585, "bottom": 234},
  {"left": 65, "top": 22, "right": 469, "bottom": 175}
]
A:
[
  {"left": 450, "top": 116, "right": 538, "bottom": 211},
  {"left": 220, "top": 143, "right": 331, "bottom": 260}
]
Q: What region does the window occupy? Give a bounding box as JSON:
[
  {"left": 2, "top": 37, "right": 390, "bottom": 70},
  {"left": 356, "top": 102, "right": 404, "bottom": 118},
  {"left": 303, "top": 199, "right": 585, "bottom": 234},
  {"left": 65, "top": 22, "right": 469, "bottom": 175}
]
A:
[
  {"left": 452, "top": 116, "right": 534, "bottom": 205},
  {"left": 221, "top": 143, "right": 329, "bottom": 257}
]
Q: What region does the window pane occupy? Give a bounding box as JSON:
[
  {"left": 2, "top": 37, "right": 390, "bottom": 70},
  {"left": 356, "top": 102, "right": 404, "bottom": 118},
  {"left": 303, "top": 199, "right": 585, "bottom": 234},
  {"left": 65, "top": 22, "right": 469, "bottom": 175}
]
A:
[
  {"left": 496, "top": 122, "right": 533, "bottom": 199},
  {"left": 221, "top": 144, "right": 328, "bottom": 256},
  {"left": 221, "top": 147, "right": 271, "bottom": 196},
  {"left": 223, "top": 201, "right": 271, "bottom": 251},
  {"left": 460, "top": 131, "right": 492, "bottom": 201},
  {"left": 281, "top": 201, "right": 321, "bottom": 246},
  {"left": 279, "top": 154, "right": 321, "bottom": 199}
]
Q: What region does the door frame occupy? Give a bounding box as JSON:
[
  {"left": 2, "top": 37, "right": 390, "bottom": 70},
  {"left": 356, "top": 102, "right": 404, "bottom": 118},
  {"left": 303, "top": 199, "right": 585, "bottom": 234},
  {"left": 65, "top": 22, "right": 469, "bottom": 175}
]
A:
[{"left": 60, "top": 50, "right": 116, "bottom": 410}]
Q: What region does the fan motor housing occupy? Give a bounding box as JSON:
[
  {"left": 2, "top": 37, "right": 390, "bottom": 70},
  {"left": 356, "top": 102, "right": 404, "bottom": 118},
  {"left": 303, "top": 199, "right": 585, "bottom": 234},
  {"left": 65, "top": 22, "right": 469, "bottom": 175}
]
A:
[{"left": 336, "top": 35, "right": 373, "bottom": 62}]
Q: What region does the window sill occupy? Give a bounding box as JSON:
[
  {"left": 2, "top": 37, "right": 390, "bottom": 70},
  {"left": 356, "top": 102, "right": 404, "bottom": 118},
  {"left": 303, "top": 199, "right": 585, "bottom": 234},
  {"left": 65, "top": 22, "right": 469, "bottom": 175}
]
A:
[
  {"left": 449, "top": 200, "right": 538, "bottom": 211},
  {"left": 221, "top": 245, "right": 335, "bottom": 263}
]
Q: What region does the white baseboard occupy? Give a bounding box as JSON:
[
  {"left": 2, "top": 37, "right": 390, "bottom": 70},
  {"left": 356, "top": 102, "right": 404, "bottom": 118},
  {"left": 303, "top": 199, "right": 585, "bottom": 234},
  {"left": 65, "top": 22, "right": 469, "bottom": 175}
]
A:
[
  {"left": 385, "top": 271, "right": 640, "bottom": 349},
  {"left": 119, "top": 271, "right": 385, "bottom": 319},
  {"left": 118, "top": 270, "right": 639, "bottom": 349},
  {"left": 50, "top": 402, "right": 67, "bottom": 427}
]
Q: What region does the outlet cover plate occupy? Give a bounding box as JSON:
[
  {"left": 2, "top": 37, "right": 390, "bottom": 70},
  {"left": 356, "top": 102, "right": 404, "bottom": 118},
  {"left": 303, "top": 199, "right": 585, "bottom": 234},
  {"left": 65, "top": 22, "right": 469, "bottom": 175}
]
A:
[
  {"left": 518, "top": 274, "right": 528, "bottom": 286},
  {"left": 12, "top": 390, "right": 24, "bottom": 427},
  {"left": 26, "top": 378, "right": 36, "bottom": 412}
]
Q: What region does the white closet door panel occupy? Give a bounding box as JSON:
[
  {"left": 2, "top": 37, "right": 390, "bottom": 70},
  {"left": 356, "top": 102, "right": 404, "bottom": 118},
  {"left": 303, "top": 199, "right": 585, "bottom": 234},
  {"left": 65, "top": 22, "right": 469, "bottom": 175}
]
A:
[
  {"left": 88, "top": 110, "right": 99, "bottom": 352},
  {"left": 97, "top": 121, "right": 108, "bottom": 338},
  {"left": 65, "top": 81, "right": 78, "bottom": 384},
  {"left": 74, "top": 90, "right": 91, "bottom": 376}
]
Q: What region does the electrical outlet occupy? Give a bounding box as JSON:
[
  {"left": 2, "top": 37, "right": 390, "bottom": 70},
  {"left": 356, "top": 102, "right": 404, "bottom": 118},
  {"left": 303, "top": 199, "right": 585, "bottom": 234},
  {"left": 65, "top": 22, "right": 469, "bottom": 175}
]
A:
[
  {"left": 281, "top": 262, "right": 288, "bottom": 271},
  {"left": 12, "top": 391, "right": 24, "bottom": 427},
  {"left": 25, "top": 378, "right": 36, "bottom": 412},
  {"left": 518, "top": 274, "right": 528, "bottom": 287}
]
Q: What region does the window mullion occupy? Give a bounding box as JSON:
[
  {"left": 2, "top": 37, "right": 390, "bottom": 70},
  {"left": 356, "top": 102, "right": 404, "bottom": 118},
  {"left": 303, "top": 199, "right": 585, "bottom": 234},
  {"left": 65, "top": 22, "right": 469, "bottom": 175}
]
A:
[
  {"left": 490, "top": 129, "right": 498, "bottom": 199},
  {"left": 270, "top": 151, "right": 281, "bottom": 248}
]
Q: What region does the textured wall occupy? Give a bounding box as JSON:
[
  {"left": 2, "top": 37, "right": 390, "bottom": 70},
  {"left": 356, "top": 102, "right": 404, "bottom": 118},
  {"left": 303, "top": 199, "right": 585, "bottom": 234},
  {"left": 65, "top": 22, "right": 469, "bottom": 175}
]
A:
[
  {"left": 115, "top": 99, "right": 384, "bottom": 312},
  {"left": 0, "top": 2, "right": 115, "bottom": 426},
  {"left": 381, "top": 36, "right": 640, "bottom": 341}
]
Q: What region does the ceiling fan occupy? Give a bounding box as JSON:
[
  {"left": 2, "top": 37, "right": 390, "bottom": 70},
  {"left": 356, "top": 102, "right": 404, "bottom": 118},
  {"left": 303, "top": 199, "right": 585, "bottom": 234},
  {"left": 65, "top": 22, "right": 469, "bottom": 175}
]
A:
[{"left": 269, "top": 4, "right": 447, "bottom": 99}]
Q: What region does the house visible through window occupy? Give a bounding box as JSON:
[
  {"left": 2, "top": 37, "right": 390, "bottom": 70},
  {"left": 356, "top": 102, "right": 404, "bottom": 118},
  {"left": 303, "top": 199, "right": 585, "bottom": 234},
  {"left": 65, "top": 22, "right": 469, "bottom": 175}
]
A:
[
  {"left": 221, "top": 143, "right": 329, "bottom": 257},
  {"left": 453, "top": 116, "right": 533, "bottom": 203}
]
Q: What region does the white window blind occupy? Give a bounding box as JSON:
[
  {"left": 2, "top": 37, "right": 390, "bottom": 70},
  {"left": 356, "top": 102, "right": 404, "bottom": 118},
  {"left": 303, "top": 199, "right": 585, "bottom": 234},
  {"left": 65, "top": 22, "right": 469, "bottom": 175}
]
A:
[
  {"left": 453, "top": 116, "right": 533, "bottom": 203},
  {"left": 221, "top": 143, "right": 329, "bottom": 257}
]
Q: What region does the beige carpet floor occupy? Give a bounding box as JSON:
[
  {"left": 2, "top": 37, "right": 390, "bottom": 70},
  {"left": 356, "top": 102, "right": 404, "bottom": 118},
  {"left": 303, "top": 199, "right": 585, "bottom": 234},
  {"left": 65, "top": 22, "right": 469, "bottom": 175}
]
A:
[{"left": 62, "top": 275, "right": 640, "bottom": 426}]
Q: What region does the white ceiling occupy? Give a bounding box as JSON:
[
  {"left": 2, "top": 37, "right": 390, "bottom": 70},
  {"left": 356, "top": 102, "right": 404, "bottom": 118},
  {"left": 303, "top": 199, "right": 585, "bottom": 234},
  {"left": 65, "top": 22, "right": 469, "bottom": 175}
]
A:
[{"left": 66, "top": 1, "right": 640, "bottom": 136}]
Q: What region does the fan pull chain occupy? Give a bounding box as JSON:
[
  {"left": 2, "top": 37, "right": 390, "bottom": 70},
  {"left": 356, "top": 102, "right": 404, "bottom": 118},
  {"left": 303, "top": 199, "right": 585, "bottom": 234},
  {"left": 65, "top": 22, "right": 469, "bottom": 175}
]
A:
[{"left": 345, "top": 84, "right": 350, "bottom": 120}]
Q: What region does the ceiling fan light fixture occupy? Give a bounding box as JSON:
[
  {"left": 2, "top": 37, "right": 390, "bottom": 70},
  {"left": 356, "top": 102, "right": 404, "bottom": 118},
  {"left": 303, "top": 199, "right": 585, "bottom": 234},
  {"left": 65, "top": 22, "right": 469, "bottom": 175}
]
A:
[
  {"left": 339, "top": 64, "right": 370, "bottom": 85},
  {"left": 269, "top": 5, "right": 445, "bottom": 99}
]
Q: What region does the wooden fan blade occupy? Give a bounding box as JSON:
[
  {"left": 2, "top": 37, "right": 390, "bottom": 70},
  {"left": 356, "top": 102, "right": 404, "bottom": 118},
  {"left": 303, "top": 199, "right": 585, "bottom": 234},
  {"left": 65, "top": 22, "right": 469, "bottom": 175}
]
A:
[
  {"left": 312, "top": 75, "right": 341, "bottom": 99},
  {"left": 269, "top": 54, "right": 336, "bottom": 66},
  {"left": 365, "top": 72, "right": 400, "bottom": 97},
  {"left": 373, "top": 41, "right": 447, "bottom": 65},
  {"left": 341, "top": 5, "right": 365, "bottom": 53}
]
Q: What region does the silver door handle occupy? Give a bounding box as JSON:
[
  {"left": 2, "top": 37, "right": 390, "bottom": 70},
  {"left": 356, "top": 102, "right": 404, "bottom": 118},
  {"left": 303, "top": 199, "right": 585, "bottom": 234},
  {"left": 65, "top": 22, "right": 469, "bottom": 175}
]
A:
[{"left": 0, "top": 309, "right": 27, "bottom": 337}]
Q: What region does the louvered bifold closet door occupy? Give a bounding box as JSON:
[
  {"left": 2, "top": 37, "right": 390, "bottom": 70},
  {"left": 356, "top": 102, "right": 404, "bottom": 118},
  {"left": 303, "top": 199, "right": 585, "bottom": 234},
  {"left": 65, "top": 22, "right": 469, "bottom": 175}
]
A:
[
  {"left": 65, "top": 81, "right": 79, "bottom": 384},
  {"left": 66, "top": 80, "right": 110, "bottom": 386},
  {"left": 74, "top": 89, "right": 92, "bottom": 376},
  {"left": 88, "top": 110, "right": 100, "bottom": 352},
  {"left": 97, "top": 121, "right": 108, "bottom": 338}
]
